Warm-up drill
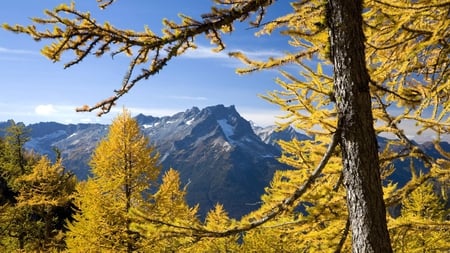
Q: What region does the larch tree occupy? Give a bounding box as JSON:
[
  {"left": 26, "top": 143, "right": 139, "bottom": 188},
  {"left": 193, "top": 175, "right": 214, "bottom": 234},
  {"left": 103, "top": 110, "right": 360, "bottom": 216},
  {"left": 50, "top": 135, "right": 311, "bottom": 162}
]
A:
[
  {"left": 13, "top": 156, "right": 77, "bottom": 251},
  {"left": 1, "top": 120, "right": 34, "bottom": 185},
  {"left": 389, "top": 180, "right": 449, "bottom": 252},
  {"left": 132, "top": 168, "right": 201, "bottom": 252},
  {"left": 3, "top": 0, "right": 449, "bottom": 252},
  {"left": 65, "top": 109, "right": 160, "bottom": 252},
  {"left": 0, "top": 121, "right": 41, "bottom": 251},
  {"left": 189, "top": 204, "right": 240, "bottom": 252}
]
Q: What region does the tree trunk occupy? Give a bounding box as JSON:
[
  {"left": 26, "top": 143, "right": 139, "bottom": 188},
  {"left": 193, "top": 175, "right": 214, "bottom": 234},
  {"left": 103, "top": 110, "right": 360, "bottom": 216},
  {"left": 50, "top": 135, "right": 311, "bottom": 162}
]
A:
[{"left": 327, "top": 0, "right": 392, "bottom": 252}]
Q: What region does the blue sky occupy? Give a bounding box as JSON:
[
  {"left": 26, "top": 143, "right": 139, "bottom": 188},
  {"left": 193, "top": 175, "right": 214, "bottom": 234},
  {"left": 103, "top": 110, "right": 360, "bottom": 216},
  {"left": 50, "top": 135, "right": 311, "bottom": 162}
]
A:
[
  {"left": 1, "top": 1, "right": 447, "bottom": 144},
  {"left": 1, "top": 0, "right": 293, "bottom": 126}
]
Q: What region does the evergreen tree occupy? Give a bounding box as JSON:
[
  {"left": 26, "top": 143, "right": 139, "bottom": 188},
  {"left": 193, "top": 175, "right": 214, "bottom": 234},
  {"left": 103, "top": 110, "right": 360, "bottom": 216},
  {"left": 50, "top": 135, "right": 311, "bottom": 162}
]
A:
[
  {"left": 65, "top": 109, "right": 160, "bottom": 252},
  {"left": 1, "top": 120, "right": 35, "bottom": 188},
  {"left": 0, "top": 136, "right": 16, "bottom": 205},
  {"left": 0, "top": 120, "right": 42, "bottom": 251},
  {"left": 132, "top": 168, "right": 201, "bottom": 252},
  {"left": 13, "top": 156, "right": 77, "bottom": 251}
]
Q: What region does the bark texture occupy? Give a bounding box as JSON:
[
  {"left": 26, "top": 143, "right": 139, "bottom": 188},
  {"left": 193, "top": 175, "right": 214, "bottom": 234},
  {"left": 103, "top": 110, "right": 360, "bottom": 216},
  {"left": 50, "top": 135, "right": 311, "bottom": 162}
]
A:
[{"left": 327, "top": 0, "right": 393, "bottom": 252}]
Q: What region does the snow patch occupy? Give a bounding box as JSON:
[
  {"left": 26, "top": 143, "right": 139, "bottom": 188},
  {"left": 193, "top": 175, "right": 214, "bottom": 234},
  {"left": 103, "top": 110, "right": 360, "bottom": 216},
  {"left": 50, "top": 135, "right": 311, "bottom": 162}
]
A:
[
  {"left": 222, "top": 141, "right": 233, "bottom": 152},
  {"left": 185, "top": 118, "right": 195, "bottom": 125},
  {"left": 160, "top": 152, "right": 170, "bottom": 162},
  {"left": 217, "top": 119, "right": 234, "bottom": 141},
  {"left": 25, "top": 130, "right": 67, "bottom": 152},
  {"left": 68, "top": 132, "right": 78, "bottom": 138},
  {"left": 143, "top": 122, "right": 161, "bottom": 128}
]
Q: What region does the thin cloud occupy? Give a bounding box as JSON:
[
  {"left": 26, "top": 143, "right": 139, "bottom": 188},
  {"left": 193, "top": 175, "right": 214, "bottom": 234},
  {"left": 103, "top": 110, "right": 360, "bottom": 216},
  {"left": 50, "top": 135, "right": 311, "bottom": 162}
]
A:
[
  {"left": 232, "top": 49, "right": 284, "bottom": 60},
  {"left": 181, "top": 45, "right": 283, "bottom": 61},
  {"left": 0, "top": 46, "right": 39, "bottom": 55},
  {"left": 182, "top": 46, "right": 229, "bottom": 59},
  {"left": 0, "top": 47, "right": 40, "bottom": 62}
]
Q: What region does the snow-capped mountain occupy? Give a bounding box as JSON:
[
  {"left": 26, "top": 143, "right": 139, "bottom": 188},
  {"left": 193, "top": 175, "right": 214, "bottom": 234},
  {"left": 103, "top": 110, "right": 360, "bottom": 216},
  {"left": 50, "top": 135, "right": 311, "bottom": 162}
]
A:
[
  {"left": 6, "top": 105, "right": 301, "bottom": 218},
  {"left": 2, "top": 105, "right": 447, "bottom": 218},
  {"left": 252, "top": 124, "right": 310, "bottom": 148},
  {"left": 133, "top": 105, "right": 292, "bottom": 218}
]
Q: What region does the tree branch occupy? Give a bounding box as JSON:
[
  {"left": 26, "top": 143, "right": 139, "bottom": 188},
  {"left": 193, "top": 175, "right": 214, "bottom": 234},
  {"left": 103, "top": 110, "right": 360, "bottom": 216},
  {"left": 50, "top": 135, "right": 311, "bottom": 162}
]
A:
[
  {"left": 4, "top": 0, "right": 275, "bottom": 116},
  {"left": 334, "top": 217, "right": 350, "bottom": 253},
  {"left": 135, "top": 130, "right": 340, "bottom": 238}
]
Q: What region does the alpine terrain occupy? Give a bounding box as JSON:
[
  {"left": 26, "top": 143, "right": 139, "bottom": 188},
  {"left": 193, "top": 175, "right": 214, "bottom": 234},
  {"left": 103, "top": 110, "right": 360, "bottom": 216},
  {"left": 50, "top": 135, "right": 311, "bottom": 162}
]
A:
[{"left": 1, "top": 104, "right": 447, "bottom": 218}]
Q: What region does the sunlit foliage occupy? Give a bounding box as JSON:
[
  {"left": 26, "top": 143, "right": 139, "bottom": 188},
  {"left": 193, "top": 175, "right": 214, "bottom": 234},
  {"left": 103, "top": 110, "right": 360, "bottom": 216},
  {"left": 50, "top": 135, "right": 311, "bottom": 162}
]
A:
[
  {"left": 65, "top": 109, "right": 160, "bottom": 252},
  {"left": 2, "top": 0, "right": 449, "bottom": 251}
]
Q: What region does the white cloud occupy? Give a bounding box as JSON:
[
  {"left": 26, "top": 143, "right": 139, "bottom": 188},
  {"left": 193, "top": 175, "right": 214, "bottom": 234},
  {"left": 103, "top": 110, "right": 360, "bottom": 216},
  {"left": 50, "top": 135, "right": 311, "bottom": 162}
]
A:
[
  {"left": 182, "top": 46, "right": 229, "bottom": 59},
  {"left": 0, "top": 47, "right": 40, "bottom": 62},
  {"left": 233, "top": 49, "right": 284, "bottom": 60},
  {"left": 35, "top": 104, "right": 57, "bottom": 116},
  {"left": 0, "top": 47, "right": 39, "bottom": 55},
  {"left": 80, "top": 118, "right": 93, "bottom": 123},
  {"left": 181, "top": 45, "right": 283, "bottom": 61}
]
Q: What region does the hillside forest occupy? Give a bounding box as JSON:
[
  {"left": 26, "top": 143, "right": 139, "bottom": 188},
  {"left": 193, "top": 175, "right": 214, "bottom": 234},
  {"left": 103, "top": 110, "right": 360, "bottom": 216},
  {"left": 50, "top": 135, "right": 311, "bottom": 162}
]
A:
[{"left": 1, "top": 0, "right": 450, "bottom": 252}]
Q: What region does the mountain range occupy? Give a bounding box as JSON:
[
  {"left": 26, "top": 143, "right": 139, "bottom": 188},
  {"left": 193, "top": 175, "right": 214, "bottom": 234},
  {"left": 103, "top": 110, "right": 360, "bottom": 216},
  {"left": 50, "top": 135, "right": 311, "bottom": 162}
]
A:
[
  {"left": 1, "top": 104, "right": 447, "bottom": 218},
  {"left": 2, "top": 105, "right": 305, "bottom": 218}
]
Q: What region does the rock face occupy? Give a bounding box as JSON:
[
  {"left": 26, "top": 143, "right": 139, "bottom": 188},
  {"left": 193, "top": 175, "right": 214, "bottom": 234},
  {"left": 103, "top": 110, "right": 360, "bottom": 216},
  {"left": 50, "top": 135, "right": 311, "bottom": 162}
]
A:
[
  {"left": 3, "top": 104, "right": 446, "bottom": 218},
  {"left": 134, "top": 105, "right": 290, "bottom": 218}
]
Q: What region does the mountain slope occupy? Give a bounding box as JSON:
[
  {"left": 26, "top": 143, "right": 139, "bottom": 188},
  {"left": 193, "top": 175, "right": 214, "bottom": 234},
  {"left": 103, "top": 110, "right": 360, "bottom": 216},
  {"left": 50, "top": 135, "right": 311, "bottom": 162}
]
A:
[
  {"left": 14, "top": 105, "right": 291, "bottom": 218},
  {"left": 136, "top": 105, "right": 288, "bottom": 218}
]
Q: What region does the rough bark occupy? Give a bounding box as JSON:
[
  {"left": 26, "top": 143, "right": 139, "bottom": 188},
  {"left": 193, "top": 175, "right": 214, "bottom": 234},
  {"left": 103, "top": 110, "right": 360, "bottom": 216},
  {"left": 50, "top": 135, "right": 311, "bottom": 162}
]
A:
[{"left": 327, "top": 0, "right": 393, "bottom": 252}]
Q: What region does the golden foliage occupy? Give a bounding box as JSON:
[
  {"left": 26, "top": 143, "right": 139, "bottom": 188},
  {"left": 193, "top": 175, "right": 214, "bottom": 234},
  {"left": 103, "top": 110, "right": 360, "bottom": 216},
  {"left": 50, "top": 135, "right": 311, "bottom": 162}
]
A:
[
  {"left": 2, "top": 0, "right": 449, "bottom": 250},
  {"left": 389, "top": 181, "right": 450, "bottom": 252},
  {"left": 131, "top": 169, "right": 201, "bottom": 252},
  {"left": 65, "top": 109, "right": 161, "bottom": 252}
]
